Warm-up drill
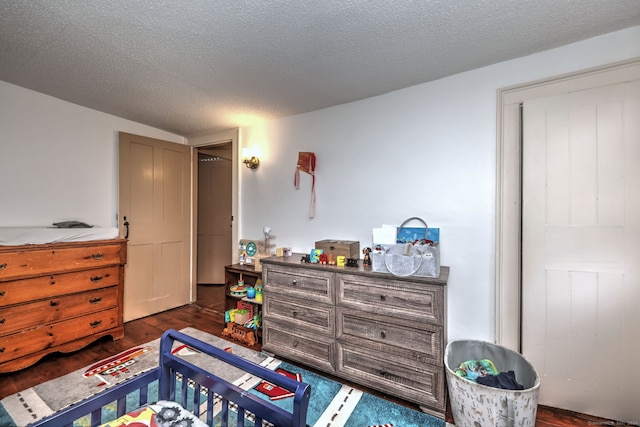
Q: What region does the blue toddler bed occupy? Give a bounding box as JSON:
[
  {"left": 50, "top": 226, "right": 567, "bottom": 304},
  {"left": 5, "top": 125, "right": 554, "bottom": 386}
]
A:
[{"left": 31, "top": 329, "right": 311, "bottom": 427}]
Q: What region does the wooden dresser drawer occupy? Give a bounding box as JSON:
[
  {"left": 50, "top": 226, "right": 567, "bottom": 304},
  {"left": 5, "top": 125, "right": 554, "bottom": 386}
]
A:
[
  {"left": 264, "top": 265, "right": 334, "bottom": 304},
  {"left": 0, "top": 287, "right": 118, "bottom": 336},
  {"left": 263, "top": 294, "right": 334, "bottom": 335},
  {"left": 0, "top": 242, "right": 124, "bottom": 281},
  {"left": 336, "top": 307, "right": 442, "bottom": 366},
  {"left": 338, "top": 273, "right": 444, "bottom": 326},
  {"left": 0, "top": 307, "right": 119, "bottom": 364},
  {"left": 0, "top": 266, "right": 120, "bottom": 307},
  {"left": 336, "top": 341, "right": 445, "bottom": 413},
  {"left": 263, "top": 321, "right": 335, "bottom": 373}
]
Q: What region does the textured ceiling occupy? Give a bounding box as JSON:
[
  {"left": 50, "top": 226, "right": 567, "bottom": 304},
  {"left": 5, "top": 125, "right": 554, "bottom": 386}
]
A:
[{"left": 1, "top": 1, "right": 639, "bottom": 137}]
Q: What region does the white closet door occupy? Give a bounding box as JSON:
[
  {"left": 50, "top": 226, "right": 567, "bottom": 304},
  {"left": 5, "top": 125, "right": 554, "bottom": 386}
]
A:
[{"left": 522, "top": 80, "right": 640, "bottom": 421}]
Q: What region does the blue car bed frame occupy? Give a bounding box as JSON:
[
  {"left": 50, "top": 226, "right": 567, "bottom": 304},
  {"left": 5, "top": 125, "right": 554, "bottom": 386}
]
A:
[{"left": 32, "top": 329, "right": 311, "bottom": 427}]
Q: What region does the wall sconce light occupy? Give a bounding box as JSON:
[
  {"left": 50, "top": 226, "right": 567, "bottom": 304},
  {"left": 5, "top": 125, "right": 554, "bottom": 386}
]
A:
[{"left": 242, "top": 148, "right": 260, "bottom": 169}]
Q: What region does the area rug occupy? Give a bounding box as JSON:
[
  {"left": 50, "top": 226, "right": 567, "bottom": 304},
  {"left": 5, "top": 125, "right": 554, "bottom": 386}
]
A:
[{"left": 0, "top": 327, "right": 445, "bottom": 427}]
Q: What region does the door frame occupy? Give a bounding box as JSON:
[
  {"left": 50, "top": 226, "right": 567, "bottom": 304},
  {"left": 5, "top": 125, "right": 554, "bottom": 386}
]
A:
[
  {"left": 495, "top": 57, "right": 640, "bottom": 351},
  {"left": 189, "top": 128, "right": 240, "bottom": 298}
]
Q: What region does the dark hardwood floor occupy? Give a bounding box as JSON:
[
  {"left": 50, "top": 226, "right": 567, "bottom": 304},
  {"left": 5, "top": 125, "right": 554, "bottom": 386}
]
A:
[{"left": 0, "top": 283, "right": 625, "bottom": 426}]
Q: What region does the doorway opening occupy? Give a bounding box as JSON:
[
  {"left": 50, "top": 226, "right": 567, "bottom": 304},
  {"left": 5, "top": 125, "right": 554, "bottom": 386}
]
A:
[{"left": 196, "top": 142, "right": 232, "bottom": 313}]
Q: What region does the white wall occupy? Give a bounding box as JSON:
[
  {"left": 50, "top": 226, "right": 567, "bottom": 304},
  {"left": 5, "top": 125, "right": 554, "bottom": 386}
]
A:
[
  {"left": 0, "top": 82, "right": 185, "bottom": 227},
  {"left": 238, "top": 26, "right": 640, "bottom": 343}
]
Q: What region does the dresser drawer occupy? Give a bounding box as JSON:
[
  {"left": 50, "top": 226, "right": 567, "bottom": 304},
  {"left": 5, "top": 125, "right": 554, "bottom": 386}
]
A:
[
  {"left": 263, "top": 321, "right": 335, "bottom": 373},
  {"left": 264, "top": 265, "right": 334, "bottom": 305},
  {"left": 0, "top": 243, "right": 124, "bottom": 280},
  {"left": 336, "top": 307, "right": 442, "bottom": 366},
  {"left": 263, "top": 294, "right": 334, "bottom": 335},
  {"left": 0, "top": 266, "right": 120, "bottom": 307},
  {"left": 0, "top": 287, "right": 118, "bottom": 336},
  {"left": 338, "top": 273, "right": 444, "bottom": 326},
  {"left": 336, "top": 341, "right": 445, "bottom": 413},
  {"left": 0, "top": 307, "right": 119, "bottom": 364}
]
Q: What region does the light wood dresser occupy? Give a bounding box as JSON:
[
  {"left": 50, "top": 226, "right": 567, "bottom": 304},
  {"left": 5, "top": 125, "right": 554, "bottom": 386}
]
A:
[
  {"left": 0, "top": 239, "right": 127, "bottom": 373},
  {"left": 261, "top": 255, "right": 449, "bottom": 417}
]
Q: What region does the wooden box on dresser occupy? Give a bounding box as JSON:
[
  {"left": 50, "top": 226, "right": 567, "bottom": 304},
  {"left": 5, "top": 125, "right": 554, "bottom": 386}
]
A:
[
  {"left": 261, "top": 255, "right": 448, "bottom": 418},
  {"left": 0, "top": 239, "right": 127, "bottom": 373}
]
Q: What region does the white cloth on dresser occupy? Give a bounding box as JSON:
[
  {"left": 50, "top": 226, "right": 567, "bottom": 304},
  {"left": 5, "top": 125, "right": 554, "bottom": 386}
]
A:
[{"left": 0, "top": 226, "right": 119, "bottom": 245}]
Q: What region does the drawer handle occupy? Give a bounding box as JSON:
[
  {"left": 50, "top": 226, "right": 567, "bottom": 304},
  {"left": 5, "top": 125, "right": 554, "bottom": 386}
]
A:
[
  {"left": 380, "top": 369, "right": 388, "bottom": 377},
  {"left": 89, "top": 297, "right": 103, "bottom": 304},
  {"left": 0, "top": 318, "right": 5, "bottom": 325},
  {"left": 380, "top": 295, "right": 386, "bottom": 301},
  {"left": 0, "top": 291, "right": 5, "bottom": 298},
  {"left": 0, "top": 347, "right": 4, "bottom": 354},
  {"left": 292, "top": 311, "right": 298, "bottom": 318},
  {"left": 91, "top": 253, "right": 105, "bottom": 260},
  {"left": 0, "top": 263, "right": 6, "bottom": 270},
  {"left": 50, "top": 300, "right": 59, "bottom": 307},
  {"left": 292, "top": 341, "right": 299, "bottom": 348},
  {"left": 292, "top": 279, "right": 297, "bottom": 286},
  {"left": 90, "top": 276, "right": 104, "bottom": 282},
  {"left": 380, "top": 330, "right": 386, "bottom": 339},
  {"left": 90, "top": 320, "right": 103, "bottom": 328}
]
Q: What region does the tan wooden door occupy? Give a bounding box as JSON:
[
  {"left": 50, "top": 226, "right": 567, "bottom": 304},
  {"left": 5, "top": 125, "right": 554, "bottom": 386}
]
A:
[
  {"left": 119, "top": 132, "right": 191, "bottom": 322},
  {"left": 522, "top": 81, "right": 640, "bottom": 421}
]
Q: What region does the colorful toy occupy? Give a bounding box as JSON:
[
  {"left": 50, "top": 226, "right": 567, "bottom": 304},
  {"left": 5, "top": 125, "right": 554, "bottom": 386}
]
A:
[
  {"left": 310, "top": 248, "right": 323, "bottom": 263},
  {"left": 229, "top": 285, "right": 247, "bottom": 297},
  {"left": 222, "top": 322, "right": 257, "bottom": 347},
  {"left": 225, "top": 309, "right": 237, "bottom": 323},
  {"left": 336, "top": 255, "right": 346, "bottom": 267},
  {"left": 234, "top": 309, "right": 252, "bottom": 325},
  {"left": 239, "top": 242, "right": 247, "bottom": 265},
  {"left": 363, "top": 247, "right": 372, "bottom": 266},
  {"left": 319, "top": 253, "right": 329, "bottom": 264},
  {"left": 247, "top": 286, "right": 256, "bottom": 298},
  {"left": 255, "top": 278, "right": 263, "bottom": 302},
  {"left": 236, "top": 301, "right": 254, "bottom": 318}
]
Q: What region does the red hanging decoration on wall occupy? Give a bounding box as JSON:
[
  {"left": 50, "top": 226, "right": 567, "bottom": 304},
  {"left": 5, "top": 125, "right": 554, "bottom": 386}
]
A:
[{"left": 294, "top": 152, "right": 316, "bottom": 218}]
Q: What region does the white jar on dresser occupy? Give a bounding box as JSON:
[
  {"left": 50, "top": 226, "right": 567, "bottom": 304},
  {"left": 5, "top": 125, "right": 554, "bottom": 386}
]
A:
[{"left": 261, "top": 255, "right": 448, "bottom": 417}]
